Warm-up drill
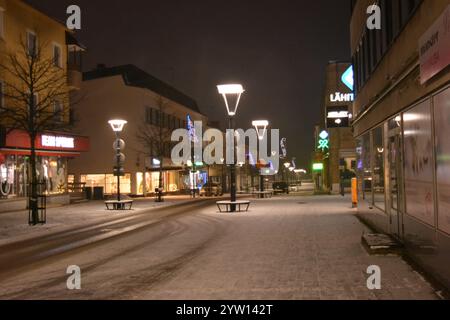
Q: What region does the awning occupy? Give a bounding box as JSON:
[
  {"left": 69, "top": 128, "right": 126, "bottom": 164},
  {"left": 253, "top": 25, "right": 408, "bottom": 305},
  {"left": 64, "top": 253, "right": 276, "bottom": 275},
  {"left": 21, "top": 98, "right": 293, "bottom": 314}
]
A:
[{"left": 0, "top": 148, "right": 81, "bottom": 158}]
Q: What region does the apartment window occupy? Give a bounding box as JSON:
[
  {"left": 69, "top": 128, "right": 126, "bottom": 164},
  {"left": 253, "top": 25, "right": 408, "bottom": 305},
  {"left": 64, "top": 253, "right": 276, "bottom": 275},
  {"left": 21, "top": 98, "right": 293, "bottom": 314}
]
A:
[
  {"left": 27, "top": 31, "right": 37, "bottom": 57},
  {"left": 400, "top": 0, "right": 421, "bottom": 27},
  {"left": 391, "top": 0, "right": 401, "bottom": 40},
  {"left": 154, "top": 109, "right": 160, "bottom": 126},
  {"left": 0, "top": 80, "right": 4, "bottom": 109},
  {"left": 52, "top": 43, "right": 62, "bottom": 68},
  {"left": 380, "top": 0, "right": 390, "bottom": 55},
  {"left": 0, "top": 7, "right": 5, "bottom": 39},
  {"left": 53, "top": 100, "right": 64, "bottom": 122},
  {"left": 145, "top": 107, "right": 152, "bottom": 124}
]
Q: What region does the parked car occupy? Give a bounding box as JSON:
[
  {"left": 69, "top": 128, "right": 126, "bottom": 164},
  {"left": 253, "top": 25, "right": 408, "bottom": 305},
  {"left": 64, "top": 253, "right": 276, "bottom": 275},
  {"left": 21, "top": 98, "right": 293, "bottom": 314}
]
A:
[
  {"left": 199, "top": 183, "right": 223, "bottom": 197},
  {"left": 272, "top": 182, "right": 289, "bottom": 194}
]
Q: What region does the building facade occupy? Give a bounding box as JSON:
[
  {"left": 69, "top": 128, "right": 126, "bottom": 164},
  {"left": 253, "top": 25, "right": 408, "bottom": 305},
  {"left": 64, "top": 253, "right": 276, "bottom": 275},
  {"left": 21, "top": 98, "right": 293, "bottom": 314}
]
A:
[
  {"left": 69, "top": 64, "right": 209, "bottom": 196},
  {"left": 0, "top": 0, "right": 87, "bottom": 209},
  {"left": 322, "top": 61, "right": 357, "bottom": 193},
  {"left": 351, "top": 0, "right": 450, "bottom": 289}
]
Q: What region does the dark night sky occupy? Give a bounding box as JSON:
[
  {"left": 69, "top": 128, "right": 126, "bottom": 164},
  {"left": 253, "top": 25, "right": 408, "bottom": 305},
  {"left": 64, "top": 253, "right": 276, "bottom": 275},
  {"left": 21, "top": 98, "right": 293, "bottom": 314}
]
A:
[{"left": 26, "top": 0, "right": 351, "bottom": 169}]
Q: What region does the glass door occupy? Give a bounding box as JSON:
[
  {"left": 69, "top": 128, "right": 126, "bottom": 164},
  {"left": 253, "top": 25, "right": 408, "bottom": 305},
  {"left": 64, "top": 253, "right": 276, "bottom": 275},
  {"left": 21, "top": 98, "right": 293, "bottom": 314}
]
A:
[{"left": 388, "top": 117, "right": 404, "bottom": 239}]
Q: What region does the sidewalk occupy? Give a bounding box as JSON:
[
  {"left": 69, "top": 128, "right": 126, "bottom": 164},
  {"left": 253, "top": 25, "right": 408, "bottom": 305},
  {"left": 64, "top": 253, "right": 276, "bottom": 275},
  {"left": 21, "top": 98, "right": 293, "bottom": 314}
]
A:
[{"left": 0, "top": 195, "right": 196, "bottom": 246}]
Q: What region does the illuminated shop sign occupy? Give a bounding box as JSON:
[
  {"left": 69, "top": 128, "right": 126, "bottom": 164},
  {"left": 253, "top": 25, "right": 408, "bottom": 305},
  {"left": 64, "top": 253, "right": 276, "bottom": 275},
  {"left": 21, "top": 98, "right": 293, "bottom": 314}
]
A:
[
  {"left": 326, "top": 108, "right": 352, "bottom": 128},
  {"left": 419, "top": 5, "right": 450, "bottom": 84},
  {"left": 328, "top": 65, "right": 354, "bottom": 103},
  {"left": 341, "top": 66, "right": 354, "bottom": 91},
  {"left": 313, "top": 163, "right": 324, "bottom": 171},
  {"left": 318, "top": 131, "right": 329, "bottom": 152},
  {"left": 41, "top": 135, "right": 75, "bottom": 149},
  {"left": 330, "top": 92, "right": 354, "bottom": 103}
]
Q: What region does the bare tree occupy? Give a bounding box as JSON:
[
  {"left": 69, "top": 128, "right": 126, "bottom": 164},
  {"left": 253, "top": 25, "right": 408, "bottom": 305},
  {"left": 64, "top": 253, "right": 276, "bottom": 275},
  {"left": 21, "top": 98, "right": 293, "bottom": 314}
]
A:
[
  {"left": 137, "top": 96, "right": 173, "bottom": 202},
  {"left": 0, "top": 38, "right": 73, "bottom": 225}
]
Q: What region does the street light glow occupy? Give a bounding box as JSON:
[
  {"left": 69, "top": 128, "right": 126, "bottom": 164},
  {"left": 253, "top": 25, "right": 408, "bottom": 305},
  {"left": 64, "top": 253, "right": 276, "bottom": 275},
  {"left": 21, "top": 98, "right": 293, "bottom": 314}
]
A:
[
  {"left": 252, "top": 120, "right": 269, "bottom": 140},
  {"left": 217, "top": 84, "right": 245, "bottom": 95},
  {"left": 217, "top": 84, "right": 245, "bottom": 116},
  {"left": 108, "top": 119, "right": 128, "bottom": 132}
]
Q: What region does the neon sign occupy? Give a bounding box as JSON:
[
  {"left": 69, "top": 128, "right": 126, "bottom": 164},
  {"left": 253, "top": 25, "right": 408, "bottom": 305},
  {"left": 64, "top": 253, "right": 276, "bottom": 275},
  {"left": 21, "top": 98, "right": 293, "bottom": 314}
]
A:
[
  {"left": 318, "top": 131, "right": 329, "bottom": 152},
  {"left": 341, "top": 66, "right": 354, "bottom": 91},
  {"left": 41, "top": 135, "right": 75, "bottom": 149}
]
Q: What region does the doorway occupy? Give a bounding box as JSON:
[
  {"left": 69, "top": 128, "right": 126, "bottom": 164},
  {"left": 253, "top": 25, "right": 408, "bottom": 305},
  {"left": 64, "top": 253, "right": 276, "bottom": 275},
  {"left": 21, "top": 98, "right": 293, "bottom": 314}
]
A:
[{"left": 388, "top": 117, "right": 404, "bottom": 239}]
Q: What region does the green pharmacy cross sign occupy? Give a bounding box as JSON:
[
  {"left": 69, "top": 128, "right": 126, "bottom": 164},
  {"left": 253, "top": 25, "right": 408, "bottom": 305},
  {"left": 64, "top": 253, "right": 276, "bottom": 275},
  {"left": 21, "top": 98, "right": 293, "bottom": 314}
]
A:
[{"left": 318, "top": 130, "right": 329, "bottom": 152}]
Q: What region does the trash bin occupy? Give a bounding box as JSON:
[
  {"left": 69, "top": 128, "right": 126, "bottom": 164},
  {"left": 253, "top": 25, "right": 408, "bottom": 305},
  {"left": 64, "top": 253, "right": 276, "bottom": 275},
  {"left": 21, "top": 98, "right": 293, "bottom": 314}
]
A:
[
  {"left": 84, "top": 187, "right": 93, "bottom": 200},
  {"left": 93, "top": 187, "right": 104, "bottom": 200}
]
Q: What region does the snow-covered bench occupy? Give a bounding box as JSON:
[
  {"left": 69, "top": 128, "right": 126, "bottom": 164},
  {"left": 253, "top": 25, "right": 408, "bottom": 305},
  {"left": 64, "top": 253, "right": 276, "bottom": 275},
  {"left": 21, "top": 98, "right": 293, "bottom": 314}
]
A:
[
  {"left": 105, "top": 200, "right": 134, "bottom": 210},
  {"left": 216, "top": 200, "right": 251, "bottom": 213}
]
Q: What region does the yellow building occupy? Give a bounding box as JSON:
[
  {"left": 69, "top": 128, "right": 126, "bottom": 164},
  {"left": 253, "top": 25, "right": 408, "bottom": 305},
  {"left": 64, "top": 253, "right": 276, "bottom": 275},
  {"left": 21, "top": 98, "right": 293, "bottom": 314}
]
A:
[
  {"left": 69, "top": 64, "right": 208, "bottom": 197},
  {"left": 0, "top": 0, "right": 87, "bottom": 210}
]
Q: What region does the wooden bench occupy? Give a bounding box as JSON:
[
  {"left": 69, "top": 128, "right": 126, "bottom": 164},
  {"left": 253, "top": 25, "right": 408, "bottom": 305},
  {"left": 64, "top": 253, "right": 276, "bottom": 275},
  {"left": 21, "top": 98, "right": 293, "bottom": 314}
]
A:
[
  {"left": 105, "top": 200, "right": 134, "bottom": 210},
  {"left": 252, "top": 191, "right": 274, "bottom": 199},
  {"left": 216, "top": 200, "right": 251, "bottom": 213}
]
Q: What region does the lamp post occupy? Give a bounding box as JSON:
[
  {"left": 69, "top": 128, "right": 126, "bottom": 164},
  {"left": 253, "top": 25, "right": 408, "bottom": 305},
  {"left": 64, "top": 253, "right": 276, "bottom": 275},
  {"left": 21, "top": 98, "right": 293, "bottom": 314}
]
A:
[
  {"left": 109, "top": 119, "right": 127, "bottom": 203},
  {"left": 218, "top": 84, "right": 245, "bottom": 212},
  {"left": 253, "top": 120, "right": 269, "bottom": 194}
]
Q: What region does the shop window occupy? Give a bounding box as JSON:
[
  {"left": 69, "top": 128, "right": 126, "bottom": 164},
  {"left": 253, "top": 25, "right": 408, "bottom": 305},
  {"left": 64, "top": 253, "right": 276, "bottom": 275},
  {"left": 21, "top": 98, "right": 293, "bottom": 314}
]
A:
[
  {"left": 39, "top": 157, "right": 67, "bottom": 195},
  {"left": 372, "top": 126, "right": 385, "bottom": 211},
  {"left": 434, "top": 87, "right": 450, "bottom": 235},
  {"left": 361, "top": 133, "right": 372, "bottom": 202},
  {"left": 403, "top": 100, "right": 435, "bottom": 227},
  {"left": 82, "top": 174, "right": 131, "bottom": 195}
]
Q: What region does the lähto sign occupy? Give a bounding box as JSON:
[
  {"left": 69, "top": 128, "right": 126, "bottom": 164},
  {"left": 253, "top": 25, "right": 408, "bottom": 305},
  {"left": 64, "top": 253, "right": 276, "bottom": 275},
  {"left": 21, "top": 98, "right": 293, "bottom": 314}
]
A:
[
  {"left": 419, "top": 5, "right": 450, "bottom": 84},
  {"left": 41, "top": 135, "right": 75, "bottom": 149}
]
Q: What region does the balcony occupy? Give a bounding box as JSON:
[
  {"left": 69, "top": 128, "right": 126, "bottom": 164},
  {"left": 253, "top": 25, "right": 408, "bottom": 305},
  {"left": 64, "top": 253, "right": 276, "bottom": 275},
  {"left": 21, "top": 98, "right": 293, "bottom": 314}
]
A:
[{"left": 66, "top": 31, "right": 86, "bottom": 90}]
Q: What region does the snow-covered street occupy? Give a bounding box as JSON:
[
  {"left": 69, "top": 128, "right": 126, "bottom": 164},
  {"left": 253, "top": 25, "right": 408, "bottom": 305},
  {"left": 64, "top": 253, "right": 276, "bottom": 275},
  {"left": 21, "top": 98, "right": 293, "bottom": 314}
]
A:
[{"left": 0, "top": 195, "right": 440, "bottom": 300}]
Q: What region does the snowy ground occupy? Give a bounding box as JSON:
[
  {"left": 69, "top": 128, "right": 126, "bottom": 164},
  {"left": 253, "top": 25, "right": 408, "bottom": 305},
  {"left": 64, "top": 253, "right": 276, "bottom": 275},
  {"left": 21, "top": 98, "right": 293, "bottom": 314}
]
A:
[
  {"left": 0, "top": 195, "right": 197, "bottom": 246},
  {"left": 0, "top": 195, "right": 440, "bottom": 300}
]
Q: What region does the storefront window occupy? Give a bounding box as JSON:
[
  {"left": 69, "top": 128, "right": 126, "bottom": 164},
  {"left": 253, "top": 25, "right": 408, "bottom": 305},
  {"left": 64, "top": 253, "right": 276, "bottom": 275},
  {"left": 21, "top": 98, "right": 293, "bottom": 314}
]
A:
[
  {"left": 403, "top": 100, "right": 435, "bottom": 227},
  {"left": 372, "top": 126, "right": 385, "bottom": 211},
  {"left": 356, "top": 137, "right": 364, "bottom": 200},
  {"left": 39, "top": 157, "right": 67, "bottom": 195},
  {"left": 0, "top": 155, "right": 15, "bottom": 197},
  {"left": 434, "top": 87, "right": 450, "bottom": 234},
  {"left": 361, "top": 133, "right": 372, "bottom": 202},
  {"left": 81, "top": 174, "right": 131, "bottom": 195}
]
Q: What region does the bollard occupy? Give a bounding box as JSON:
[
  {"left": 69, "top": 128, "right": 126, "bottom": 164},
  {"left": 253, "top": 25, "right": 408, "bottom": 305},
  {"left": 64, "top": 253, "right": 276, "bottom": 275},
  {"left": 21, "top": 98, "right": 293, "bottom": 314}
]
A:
[{"left": 351, "top": 178, "right": 358, "bottom": 208}]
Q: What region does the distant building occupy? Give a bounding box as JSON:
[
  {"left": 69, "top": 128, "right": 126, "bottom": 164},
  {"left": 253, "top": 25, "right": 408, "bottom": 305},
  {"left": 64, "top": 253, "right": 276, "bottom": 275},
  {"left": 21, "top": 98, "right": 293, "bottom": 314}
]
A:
[
  {"left": 351, "top": 0, "right": 450, "bottom": 289},
  {"left": 0, "top": 0, "right": 87, "bottom": 210},
  {"left": 322, "top": 61, "right": 357, "bottom": 193},
  {"left": 69, "top": 64, "right": 208, "bottom": 196}
]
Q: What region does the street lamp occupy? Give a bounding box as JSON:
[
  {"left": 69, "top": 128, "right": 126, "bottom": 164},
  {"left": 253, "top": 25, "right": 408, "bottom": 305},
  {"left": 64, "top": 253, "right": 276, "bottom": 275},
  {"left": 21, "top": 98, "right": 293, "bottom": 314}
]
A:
[
  {"left": 217, "top": 84, "right": 245, "bottom": 117},
  {"left": 218, "top": 83, "right": 245, "bottom": 212},
  {"left": 252, "top": 120, "right": 269, "bottom": 141},
  {"left": 109, "top": 119, "right": 127, "bottom": 206},
  {"left": 253, "top": 120, "right": 269, "bottom": 195}
]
